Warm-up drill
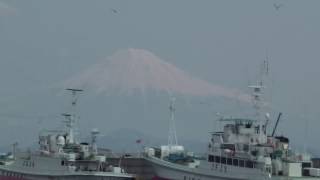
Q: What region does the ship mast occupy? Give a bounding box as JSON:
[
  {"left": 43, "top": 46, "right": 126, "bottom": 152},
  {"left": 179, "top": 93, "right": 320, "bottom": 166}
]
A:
[
  {"left": 91, "top": 128, "right": 100, "bottom": 155},
  {"left": 248, "top": 60, "right": 269, "bottom": 142},
  {"left": 63, "top": 88, "right": 83, "bottom": 144},
  {"left": 168, "top": 97, "right": 178, "bottom": 150},
  {"left": 251, "top": 61, "right": 268, "bottom": 118}
]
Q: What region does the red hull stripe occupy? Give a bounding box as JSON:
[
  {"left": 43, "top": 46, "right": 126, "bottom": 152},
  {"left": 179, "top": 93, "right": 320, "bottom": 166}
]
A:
[
  {"left": 152, "top": 176, "right": 171, "bottom": 180},
  {"left": 0, "top": 176, "right": 28, "bottom": 180}
]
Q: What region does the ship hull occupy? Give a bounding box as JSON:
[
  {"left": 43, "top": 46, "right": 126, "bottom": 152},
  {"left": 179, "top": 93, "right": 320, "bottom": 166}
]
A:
[
  {"left": 0, "top": 169, "right": 134, "bottom": 180},
  {"left": 0, "top": 175, "right": 133, "bottom": 180},
  {"left": 145, "top": 156, "right": 253, "bottom": 180},
  {"left": 0, "top": 176, "right": 132, "bottom": 180},
  {"left": 149, "top": 160, "right": 239, "bottom": 180},
  {"left": 0, "top": 176, "right": 26, "bottom": 180},
  {"left": 145, "top": 156, "right": 320, "bottom": 180}
]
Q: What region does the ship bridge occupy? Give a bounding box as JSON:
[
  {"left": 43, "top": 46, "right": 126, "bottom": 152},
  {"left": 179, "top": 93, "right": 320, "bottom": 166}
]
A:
[{"left": 219, "top": 118, "right": 257, "bottom": 125}]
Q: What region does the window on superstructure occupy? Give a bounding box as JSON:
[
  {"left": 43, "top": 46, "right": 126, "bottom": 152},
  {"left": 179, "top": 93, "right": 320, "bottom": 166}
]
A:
[
  {"left": 245, "top": 161, "right": 254, "bottom": 168},
  {"left": 221, "top": 157, "right": 226, "bottom": 164},
  {"left": 243, "top": 144, "right": 249, "bottom": 152},
  {"left": 215, "top": 156, "right": 220, "bottom": 163},
  {"left": 208, "top": 155, "right": 214, "bottom": 162},
  {"left": 233, "top": 159, "right": 239, "bottom": 166},
  {"left": 255, "top": 126, "right": 259, "bottom": 134},
  {"left": 239, "top": 160, "right": 244, "bottom": 167},
  {"left": 227, "top": 158, "right": 232, "bottom": 165}
]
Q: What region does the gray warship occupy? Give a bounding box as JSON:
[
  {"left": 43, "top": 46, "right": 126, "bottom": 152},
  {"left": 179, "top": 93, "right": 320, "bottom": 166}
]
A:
[
  {"left": 0, "top": 89, "right": 135, "bottom": 180},
  {"left": 143, "top": 62, "right": 320, "bottom": 180}
]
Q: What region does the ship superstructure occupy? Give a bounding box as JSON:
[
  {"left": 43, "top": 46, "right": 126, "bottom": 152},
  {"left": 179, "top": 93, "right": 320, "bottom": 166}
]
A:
[
  {"left": 0, "top": 89, "right": 135, "bottom": 180},
  {"left": 143, "top": 62, "right": 320, "bottom": 180}
]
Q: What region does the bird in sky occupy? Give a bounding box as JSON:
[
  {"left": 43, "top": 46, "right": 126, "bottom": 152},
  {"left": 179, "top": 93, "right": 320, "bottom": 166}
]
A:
[
  {"left": 111, "top": 8, "right": 118, "bottom": 14},
  {"left": 273, "top": 3, "right": 284, "bottom": 11}
]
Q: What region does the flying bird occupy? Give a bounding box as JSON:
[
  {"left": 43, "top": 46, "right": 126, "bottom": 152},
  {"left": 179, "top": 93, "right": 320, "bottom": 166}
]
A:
[
  {"left": 110, "top": 8, "right": 118, "bottom": 14},
  {"left": 273, "top": 3, "right": 284, "bottom": 11}
]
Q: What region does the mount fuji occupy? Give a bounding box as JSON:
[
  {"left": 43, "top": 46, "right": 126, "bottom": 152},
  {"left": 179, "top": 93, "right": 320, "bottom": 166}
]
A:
[{"left": 64, "top": 48, "right": 249, "bottom": 102}]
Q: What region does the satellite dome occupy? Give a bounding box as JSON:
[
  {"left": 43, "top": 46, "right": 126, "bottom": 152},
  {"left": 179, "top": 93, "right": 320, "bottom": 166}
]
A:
[{"left": 56, "top": 136, "right": 65, "bottom": 146}]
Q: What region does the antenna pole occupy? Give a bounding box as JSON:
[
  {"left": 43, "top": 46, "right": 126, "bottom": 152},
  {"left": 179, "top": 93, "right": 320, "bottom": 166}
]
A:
[
  {"left": 12, "top": 142, "right": 18, "bottom": 160},
  {"left": 168, "top": 97, "right": 178, "bottom": 150}
]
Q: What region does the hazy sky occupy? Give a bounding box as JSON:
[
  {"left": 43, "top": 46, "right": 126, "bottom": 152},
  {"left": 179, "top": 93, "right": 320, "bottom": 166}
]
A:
[{"left": 0, "top": 0, "right": 320, "bottom": 152}]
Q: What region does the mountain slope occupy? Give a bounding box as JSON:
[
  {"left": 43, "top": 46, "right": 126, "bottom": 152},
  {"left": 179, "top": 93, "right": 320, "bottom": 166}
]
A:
[{"left": 64, "top": 48, "right": 249, "bottom": 102}]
